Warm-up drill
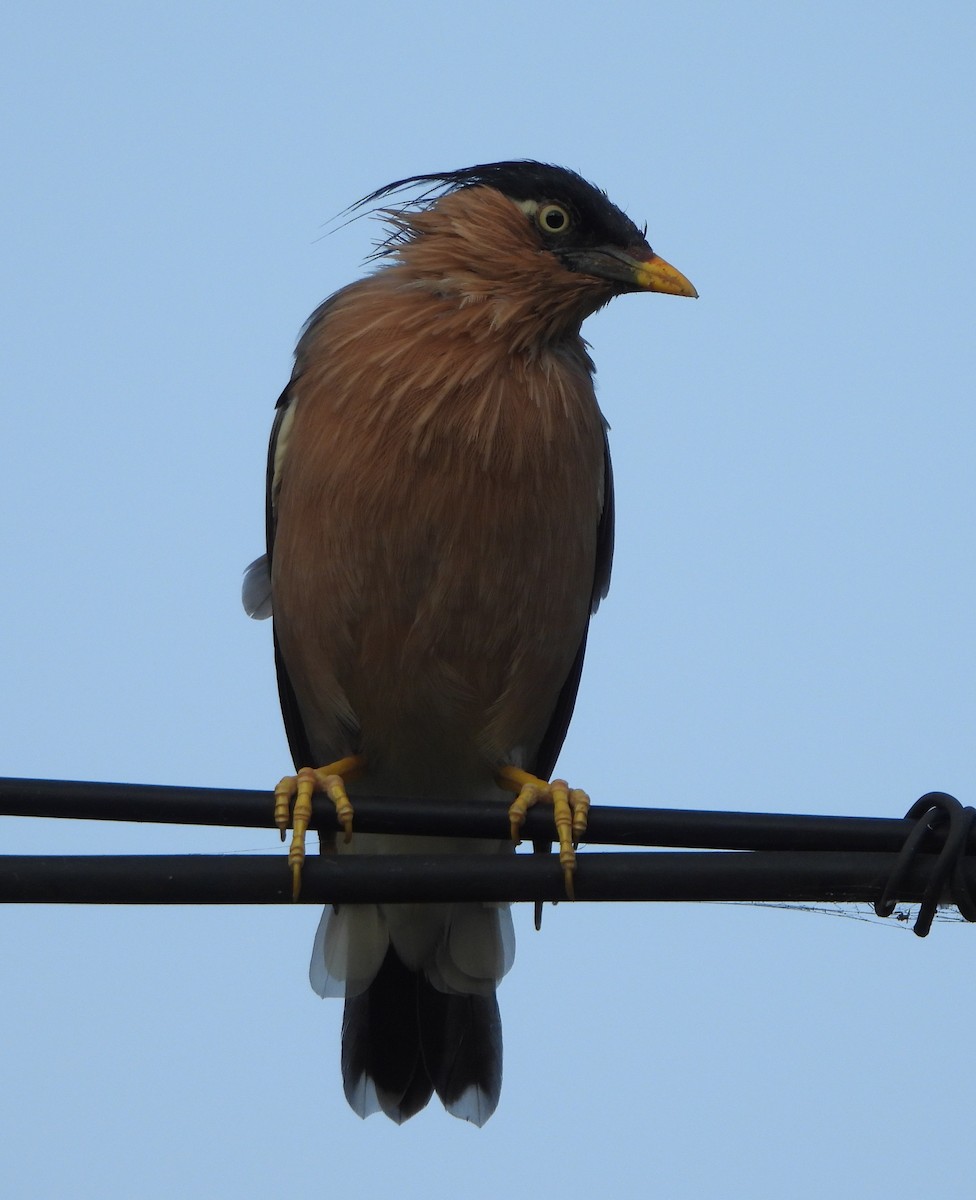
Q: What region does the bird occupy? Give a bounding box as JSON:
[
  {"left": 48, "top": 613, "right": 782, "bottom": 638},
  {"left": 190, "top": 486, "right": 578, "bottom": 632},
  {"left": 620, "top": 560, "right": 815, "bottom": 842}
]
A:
[{"left": 243, "top": 160, "right": 696, "bottom": 1126}]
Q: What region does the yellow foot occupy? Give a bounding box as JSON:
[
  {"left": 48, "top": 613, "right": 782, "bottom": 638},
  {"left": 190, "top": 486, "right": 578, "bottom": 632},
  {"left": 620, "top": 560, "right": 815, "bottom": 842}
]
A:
[
  {"left": 273, "top": 755, "right": 365, "bottom": 899},
  {"left": 497, "top": 766, "right": 590, "bottom": 899}
]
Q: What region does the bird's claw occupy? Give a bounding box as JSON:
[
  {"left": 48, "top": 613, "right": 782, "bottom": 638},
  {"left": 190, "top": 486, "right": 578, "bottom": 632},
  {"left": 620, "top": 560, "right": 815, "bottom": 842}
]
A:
[
  {"left": 273, "top": 755, "right": 364, "bottom": 899},
  {"left": 498, "top": 766, "right": 590, "bottom": 899}
]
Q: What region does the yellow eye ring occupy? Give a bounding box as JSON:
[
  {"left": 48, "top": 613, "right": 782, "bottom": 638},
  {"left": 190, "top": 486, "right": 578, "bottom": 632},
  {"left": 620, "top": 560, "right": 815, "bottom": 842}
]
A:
[{"left": 537, "top": 203, "right": 571, "bottom": 234}]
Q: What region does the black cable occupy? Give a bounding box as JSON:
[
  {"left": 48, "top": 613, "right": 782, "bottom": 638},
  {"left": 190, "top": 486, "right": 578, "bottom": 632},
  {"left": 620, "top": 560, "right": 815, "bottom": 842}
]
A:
[
  {"left": 0, "top": 775, "right": 960, "bottom": 853},
  {"left": 0, "top": 848, "right": 965, "bottom": 906},
  {"left": 4, "top": 777, "right": 975, "bottom": 930},
  {"left": 875, "top": 792, "right": 976, "bottom": 936}
]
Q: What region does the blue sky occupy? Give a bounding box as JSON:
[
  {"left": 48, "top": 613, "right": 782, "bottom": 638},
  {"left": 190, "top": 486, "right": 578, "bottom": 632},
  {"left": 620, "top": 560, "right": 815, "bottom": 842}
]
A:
[{"left": 3, "top": 3, "right": 975, "bottom": 1197}]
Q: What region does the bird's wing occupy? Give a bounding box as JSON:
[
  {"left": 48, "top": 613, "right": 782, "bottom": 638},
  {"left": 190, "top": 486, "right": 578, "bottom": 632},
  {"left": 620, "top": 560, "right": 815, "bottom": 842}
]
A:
[
  {"left": 241, "top": 554, "right": 273, "bottom": 620},
  {"left": 266, "top": 381, "right": 316, "bottom": 767},
  {"left": 241, "top": 381, "right": 292, "bottom": 621},
  {"left": 243, "top": 300, "right": 344, "bottom": 767},
  {"left": 243, "top": 295, "right": 340, "bottom": 621},
  {"left": 531, "top": 421, "right": 614, "bottom": 779}
]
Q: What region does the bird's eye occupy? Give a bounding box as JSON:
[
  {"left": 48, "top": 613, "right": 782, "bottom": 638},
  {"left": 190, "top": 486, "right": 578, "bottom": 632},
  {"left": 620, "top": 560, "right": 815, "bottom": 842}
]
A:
[{"left": 537, "top": 204, "right": 571, "bottom": 234}]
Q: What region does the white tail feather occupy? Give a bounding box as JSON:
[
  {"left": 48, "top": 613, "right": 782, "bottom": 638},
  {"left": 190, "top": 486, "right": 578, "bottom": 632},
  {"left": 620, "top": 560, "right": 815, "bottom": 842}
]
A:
[
  {"left": 345, "top": 1074, "right": 382, "bottom": 1120},
  {"left": 310, "top": 901, "right": 514, "bottom": 999},
  {"left": 433, "top": 904, "right": 515, "bottom": 994},
  {"left": 445, "top": 1082, "right": 497, "bottom": 1128},
  {"left": 309, "top": 904, "right": 389, "bottom": 998}
]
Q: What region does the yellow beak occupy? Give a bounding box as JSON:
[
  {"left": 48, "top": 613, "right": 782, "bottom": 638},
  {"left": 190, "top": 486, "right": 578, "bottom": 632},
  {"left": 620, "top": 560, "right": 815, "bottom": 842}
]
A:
[{"left": 633, "top": 254, "right": 698, "bottom": 298}]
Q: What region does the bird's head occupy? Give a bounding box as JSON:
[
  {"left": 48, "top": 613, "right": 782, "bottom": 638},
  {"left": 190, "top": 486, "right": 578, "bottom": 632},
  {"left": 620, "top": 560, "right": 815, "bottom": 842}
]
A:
[{"left": 354, "top": 161, "right": 697, "bottom": 343}]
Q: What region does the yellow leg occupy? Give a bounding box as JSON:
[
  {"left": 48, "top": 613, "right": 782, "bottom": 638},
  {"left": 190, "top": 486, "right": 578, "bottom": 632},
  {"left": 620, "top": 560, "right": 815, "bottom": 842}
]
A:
[
  {"left": 497, "top": 765, "right": 590, "bottom": 899},
  {"left": 274, "top": 755, "right": 365, "bottom": 899}
]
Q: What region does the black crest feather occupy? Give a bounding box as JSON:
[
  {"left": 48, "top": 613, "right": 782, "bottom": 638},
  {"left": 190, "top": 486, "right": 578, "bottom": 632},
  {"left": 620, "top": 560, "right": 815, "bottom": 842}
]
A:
[{"left": 348, "top": 160, "right": 647, "bottom": 259}]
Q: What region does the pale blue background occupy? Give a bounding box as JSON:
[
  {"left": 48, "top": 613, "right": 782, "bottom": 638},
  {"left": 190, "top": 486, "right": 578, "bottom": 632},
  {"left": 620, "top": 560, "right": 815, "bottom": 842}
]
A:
[{"left": 3, "top": 4, "right": 975, "bottom": 1197}]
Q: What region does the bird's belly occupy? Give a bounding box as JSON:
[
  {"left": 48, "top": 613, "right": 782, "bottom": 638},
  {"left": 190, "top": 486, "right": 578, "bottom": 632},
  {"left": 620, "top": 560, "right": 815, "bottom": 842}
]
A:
[
  {"left": 360, "top": 478, "right": 595, "bottom": 790},
  {"left": 273, "top": 378, "right": 604, "bottom": 792}
]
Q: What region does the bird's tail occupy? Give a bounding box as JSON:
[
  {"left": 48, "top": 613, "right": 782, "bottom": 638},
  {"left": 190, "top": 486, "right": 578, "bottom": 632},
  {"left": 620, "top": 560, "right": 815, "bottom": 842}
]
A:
[
  {"left": 340, "top": 947, "right": 503, "bottom": 1125},
  {"left": 310, "top": 898, "right": 513, "bottom": 1126}
]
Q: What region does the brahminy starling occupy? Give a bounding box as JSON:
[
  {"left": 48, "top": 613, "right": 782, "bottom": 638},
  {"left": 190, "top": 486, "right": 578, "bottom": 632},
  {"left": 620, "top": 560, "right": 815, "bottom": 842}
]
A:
[{"left": 243, "top": 160, "right": 696, "bottom": 1125}]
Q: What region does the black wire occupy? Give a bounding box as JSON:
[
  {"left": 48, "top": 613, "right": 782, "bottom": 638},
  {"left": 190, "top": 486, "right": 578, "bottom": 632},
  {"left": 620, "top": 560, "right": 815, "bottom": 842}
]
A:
[
  {"left": 1, "top": 849, "right": 967, "bottom": 906},
  {"left": 0, "top": 775, "right": 960, "bottom": 853},
  {"left": 4, "top": 777, "right": 975, "bottom": 928},
  {"left": 875, "top": 792, "right": 976, "bottom": 936}
]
